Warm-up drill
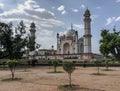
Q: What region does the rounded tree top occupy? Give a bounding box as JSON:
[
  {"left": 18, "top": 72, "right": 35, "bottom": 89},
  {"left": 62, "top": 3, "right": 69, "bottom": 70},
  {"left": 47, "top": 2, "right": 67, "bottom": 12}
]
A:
[{"left": 84, "top": 9, "right": 91, "bottom": 17}]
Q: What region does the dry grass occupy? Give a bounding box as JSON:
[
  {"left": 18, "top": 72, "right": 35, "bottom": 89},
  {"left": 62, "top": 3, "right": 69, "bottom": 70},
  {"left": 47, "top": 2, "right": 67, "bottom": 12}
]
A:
[{"left": 0, "top": 66, "right": 120, "bottom": 91}]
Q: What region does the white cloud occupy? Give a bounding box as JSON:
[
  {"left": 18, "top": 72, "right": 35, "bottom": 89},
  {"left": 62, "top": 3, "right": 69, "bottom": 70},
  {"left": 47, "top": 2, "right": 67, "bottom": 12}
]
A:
[
  {"left": 61, "top": 10, "right": 66, "bottom": 15},
  {"left": 74, "top": 24, "right": 84, "bottom": 30},
  {"left": 52, "top": 6, "right": 55, "bottom": 9},
  {"left": 91, "top": 15, "right": 98, "bottom": 20},
  {"left": 0, "top": 0, "right": 64, "bottom": 27},
  {"left": 71, "top": 8, "right": 79, "bottom": 12},
  {"left": 80, "top": 4, "right": 85, "bottom": 9},
  {"left": 0, "top": 0, "right": 64, "bottom": 49},
  {"left": 36, "top": 29, "right": 56, "bottom": 49},
  {"left": 37, "top": 29, "right": 53, "bottom": 37},
  {"left": 59, "top": 31, "right": 67, "bottom": 36},
  {"left": 57, "top": 5, "right": 65, "bottom": 11},
  {"left": 96, "top": 7, "right": 101, "bottom": 9},
  {"left": 116, "top": 0, "right": 120, "bottom": 2},
  {"left": 57, "top": 5, "right": 66, "bottom": 15},
  {"left": 0, "top": 2, "right": 4, "bottom": 8},
  {"left": 106, "top": 16, "right": 120, "bottom": 25},
  {"left": 116, "top": 16, "right": 120, "bottom": 21},
  {"left": 106, "top": 17, "right": 116, "bottom": 25}
]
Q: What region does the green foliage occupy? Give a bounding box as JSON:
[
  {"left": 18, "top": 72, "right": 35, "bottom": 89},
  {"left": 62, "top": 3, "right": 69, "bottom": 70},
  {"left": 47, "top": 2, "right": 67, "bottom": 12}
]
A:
[
  {"left": 6, "top": 60, "right": 19, "bottom": 80},
  {"left": 103, "top": 56, "right": 116, "bottom": 70},
  {"left": 63, "top": 61, "right": 75, "bottom": 86},
  {"left": 0, "top": 21, "right": 40, "bottom": 59},
  {"left": 0, "top": 21, "right": 28, "bottom": 59},
  {"left": 100, "top": 29, "right": 120, "bottom": 61},
  {"left": 83, "top": 61, "right": 87, "bottom": 68},
  {"left": 63, "top": 61, "right": 75, "bottom": 74},
  {"left": 52, "top": 59, "right": 59, "bottom": 72}
]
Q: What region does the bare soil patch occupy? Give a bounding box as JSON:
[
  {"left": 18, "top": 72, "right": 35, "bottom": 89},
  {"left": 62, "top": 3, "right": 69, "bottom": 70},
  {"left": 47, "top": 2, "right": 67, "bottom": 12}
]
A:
[{"left": 0, "top": 67, "right": 120, "bottom": 91}]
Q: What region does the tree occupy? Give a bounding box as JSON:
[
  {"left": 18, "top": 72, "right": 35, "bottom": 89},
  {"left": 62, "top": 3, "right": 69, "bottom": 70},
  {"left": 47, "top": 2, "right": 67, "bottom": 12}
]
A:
[
  {"left": 6, "top": 60, "right": 19, "bottom": 80},
  {"left": 94, "top": 60, "right": 101, "bottom": 75},
  {"left": 100, "top": 29, "right": 120, "bottom": 62},
  {"left": 52, "top": 59, "right": 59, "bottom": 72},
  {"left": 63, "top": 61, "right": 75, "bottom": 87},
  {"left": 104, "top": 56, "right": 115, "bottom": 70},
  {"left": 0, "top": 21, "right": 27, "bottom": 60}
]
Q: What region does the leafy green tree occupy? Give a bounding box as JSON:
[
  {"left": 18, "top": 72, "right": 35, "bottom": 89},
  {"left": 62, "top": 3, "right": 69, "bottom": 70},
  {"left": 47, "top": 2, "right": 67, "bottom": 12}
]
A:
[
  {"left": 52, "top": 59, "right": 59, "bottom": 72},
  {"left": 6, "top": 60, "right": 19, "bottom": 80},
  {"left": 63, "top": 61, "right": 75, "bottom": 86},
  {"left": 100, "top": 29, "right": 120, "bottom": 62},
  {"left": 0, "top": 21, "right": 27, "bottom": 60}
]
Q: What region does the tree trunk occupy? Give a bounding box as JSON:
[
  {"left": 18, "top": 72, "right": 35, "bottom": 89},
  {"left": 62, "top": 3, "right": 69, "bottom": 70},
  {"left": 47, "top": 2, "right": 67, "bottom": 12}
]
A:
[
  {"left": 54, "top": 66, "right": 56, "bottom": 72},
  {"left": 12, "top": 71, "right": 14, "bottom": 80},
  {"left": 68, "top": 73, "right": 72, "bottom": 87},
  {"left": 98, "top": 66, "right": 100, "bottom": 74},
  {"left": 106, "top": 63, "right": 109, "bottom": 70}
]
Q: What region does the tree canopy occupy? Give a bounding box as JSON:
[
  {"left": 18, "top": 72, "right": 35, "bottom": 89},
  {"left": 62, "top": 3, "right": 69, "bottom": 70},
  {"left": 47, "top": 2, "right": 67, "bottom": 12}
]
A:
[
  {"left": 0, "top": 22, "right": 27, "bottom": 59},
  {"left": 0, "top": 21, "right": 39, "bottom": 60},
  {"left": 99, "top": 28, "right": 120, "bottom": 61}
]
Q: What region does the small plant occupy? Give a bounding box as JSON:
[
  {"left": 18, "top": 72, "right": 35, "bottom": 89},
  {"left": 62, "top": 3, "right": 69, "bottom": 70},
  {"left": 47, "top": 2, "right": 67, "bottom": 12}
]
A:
[
  {"left": 105, "top": 59, "right": 111, "bottom": 71},
  {"left": 83, "top": 61, "right": 87, "bottom": 68},
  {"left": 105, "top": 56, "right": 115, "bottom": 71},
  {"left": 52, "top": 59, "right": 59, "bottom": 72},
  {"left": 6, "top": 60, "right": 19, "bottom": 80},
  {"left": 63, "top": 61, "right": 75, "bottom": 87},
  {"left": 94, "top": 60, "right": 101, "bottom": 75},
  {"left": 2, "top": 61, "right": 6, "bottom": 70},
  {"left": 27, "top": 60, "right": 31, "bottom": 66},
  {"left": 31, "top": 59, "right": 38, "bottom": 67},
  {"left": 48, "top": 60, "right": 52, "bottom": 68}
]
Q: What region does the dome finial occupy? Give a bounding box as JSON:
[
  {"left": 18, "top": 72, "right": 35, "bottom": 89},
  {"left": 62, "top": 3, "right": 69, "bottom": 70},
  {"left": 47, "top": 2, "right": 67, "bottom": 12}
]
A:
[{"left": 71, "top": 23, "right": 73, "bottom": 29}]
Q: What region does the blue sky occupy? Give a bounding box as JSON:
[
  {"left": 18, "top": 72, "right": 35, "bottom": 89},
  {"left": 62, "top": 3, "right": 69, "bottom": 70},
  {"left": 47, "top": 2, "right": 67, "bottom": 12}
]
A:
[{"left": 0, "top": 0, "right": 120, "bottom": 53}]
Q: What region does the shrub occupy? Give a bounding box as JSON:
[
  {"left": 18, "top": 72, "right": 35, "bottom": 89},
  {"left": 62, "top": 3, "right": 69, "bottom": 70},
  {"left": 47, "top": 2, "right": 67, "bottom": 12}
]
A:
[
  {"left": 94, "top": 60, "right": 101, "bottom": 75},
  {"left": 6, "top": 60, "right": 19, "bottom": 80},
  {"left": 63, "top": 61, "right": 75, "bottom": 86},
  {"left": 52, "top": 59, "right": 59, "bottom": 72}
]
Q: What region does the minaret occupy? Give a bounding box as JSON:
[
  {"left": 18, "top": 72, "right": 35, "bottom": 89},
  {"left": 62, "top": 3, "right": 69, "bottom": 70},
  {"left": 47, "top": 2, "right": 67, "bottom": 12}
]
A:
[
  {"left": 83, "top": 9, "right": 92, "bottom": 53},
  {"left": 29, "top": 22, "right": 36, "bottom": 50},
  {"left": 30, "top": 22, "right": 36, "bottom": 39},
  {"left": 57, "top": 33, "right": 60, "bottom": 54}
]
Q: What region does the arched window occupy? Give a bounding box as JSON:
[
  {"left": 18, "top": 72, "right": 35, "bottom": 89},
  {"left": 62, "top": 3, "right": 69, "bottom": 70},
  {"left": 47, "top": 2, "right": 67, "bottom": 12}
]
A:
[{"left": 63, "top": 43, "right": 70, "bottom": 54}]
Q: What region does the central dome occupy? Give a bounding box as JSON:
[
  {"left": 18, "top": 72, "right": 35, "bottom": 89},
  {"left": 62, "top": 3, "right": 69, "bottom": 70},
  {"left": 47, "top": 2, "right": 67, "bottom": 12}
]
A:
[
  {"left": 66, "top": 29, "right": 75, "bottom": 37},
  {"left": 66, "top": 24, "right": 76, "bottom": 37}
]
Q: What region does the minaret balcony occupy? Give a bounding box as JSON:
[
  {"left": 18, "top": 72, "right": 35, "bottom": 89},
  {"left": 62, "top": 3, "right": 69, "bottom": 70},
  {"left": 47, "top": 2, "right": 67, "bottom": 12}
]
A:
[{"left": 83, "top": 34, "right": 92, "bottom": 37}]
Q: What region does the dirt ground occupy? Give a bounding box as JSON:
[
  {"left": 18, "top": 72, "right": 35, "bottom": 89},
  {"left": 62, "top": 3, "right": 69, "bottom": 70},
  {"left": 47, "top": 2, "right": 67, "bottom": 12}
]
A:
[{"left": 0, "top": 66, "right": 120, "bottom": 91}]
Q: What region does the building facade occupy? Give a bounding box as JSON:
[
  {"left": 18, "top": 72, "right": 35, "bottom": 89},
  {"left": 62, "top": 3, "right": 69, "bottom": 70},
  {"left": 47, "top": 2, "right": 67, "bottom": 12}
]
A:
[
  {"left": 36, "top": 9, "right": 103, "bottom": 61},
  {"left": 57, "top": 9, "right": 91, "bottom": 55}
]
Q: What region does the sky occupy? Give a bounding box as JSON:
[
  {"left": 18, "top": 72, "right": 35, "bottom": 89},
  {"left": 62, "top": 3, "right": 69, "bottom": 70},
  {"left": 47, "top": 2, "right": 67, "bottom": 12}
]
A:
[{"left": 0, "top": 0, "right": 120, "bottom": 53}]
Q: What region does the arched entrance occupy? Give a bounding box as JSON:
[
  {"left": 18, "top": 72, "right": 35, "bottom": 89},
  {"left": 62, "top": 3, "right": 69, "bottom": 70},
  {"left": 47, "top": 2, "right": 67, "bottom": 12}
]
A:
[{"left": 63, "top": 43, "right": 70, "bottom": 54}]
